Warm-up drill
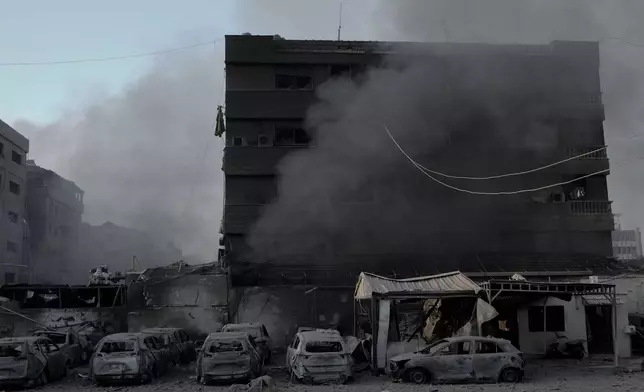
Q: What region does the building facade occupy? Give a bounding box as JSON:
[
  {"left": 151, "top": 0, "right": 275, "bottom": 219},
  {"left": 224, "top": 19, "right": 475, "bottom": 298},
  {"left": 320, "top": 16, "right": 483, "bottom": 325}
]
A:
[
  {"left": 612, "top": 215, "right": 643, "bottom": 261},
  {"left": 26, "top": 161, "right": 84, "bottom": 284},
  {"left": 222, "top": 35, "right": 613, "bottom": 287},
  {"left": 0, "top": 120, "right": 30, "bottom": 284}
]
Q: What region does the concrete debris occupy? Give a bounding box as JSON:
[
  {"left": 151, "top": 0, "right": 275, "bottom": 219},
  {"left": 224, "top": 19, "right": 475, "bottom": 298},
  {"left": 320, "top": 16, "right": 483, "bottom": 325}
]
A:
[
  {"left": 89, "top": 265, "right": 123, "bottom": 285},
  {"left": 227, "top": 376, "right": 277, "bottom": 392}
]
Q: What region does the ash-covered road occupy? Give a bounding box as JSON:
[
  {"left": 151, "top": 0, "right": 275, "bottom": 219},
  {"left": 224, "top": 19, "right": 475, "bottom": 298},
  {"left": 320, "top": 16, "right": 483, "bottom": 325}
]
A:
[{"left": 36, "top": 360, "right": 644, "bottom": 392}]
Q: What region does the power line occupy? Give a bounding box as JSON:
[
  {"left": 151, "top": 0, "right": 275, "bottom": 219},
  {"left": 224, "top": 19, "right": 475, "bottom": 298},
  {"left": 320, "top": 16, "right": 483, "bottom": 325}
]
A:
[
  {"left": 384, "top": 124, "right": 644, "bottom": 196},
  {"left": 385, "top": 125, "right": 644, "bottom": 181},
  {"left": 0, "top": 38, "right": 221, "bottom": 67}
]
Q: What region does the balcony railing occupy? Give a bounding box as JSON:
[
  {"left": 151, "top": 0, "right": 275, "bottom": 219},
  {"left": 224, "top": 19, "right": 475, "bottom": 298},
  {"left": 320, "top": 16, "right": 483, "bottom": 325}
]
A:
[
  {"left": 567, "top": 146, "right": 608, "bottom": 159},
  {"left": 568, "top": 200, "right": 612, "bottom": 215}
]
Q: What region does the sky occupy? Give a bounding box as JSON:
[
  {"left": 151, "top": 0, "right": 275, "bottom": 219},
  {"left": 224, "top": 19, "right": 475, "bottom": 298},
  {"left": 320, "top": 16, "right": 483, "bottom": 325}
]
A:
[{"left": 1, "top": 0, "right": 644, "bottom": 261}]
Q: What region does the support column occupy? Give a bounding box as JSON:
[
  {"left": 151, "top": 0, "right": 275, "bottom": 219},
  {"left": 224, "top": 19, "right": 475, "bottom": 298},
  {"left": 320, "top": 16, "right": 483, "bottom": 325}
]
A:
[{"left": 612, "top": 290, "right": 619, "bottom": 367}]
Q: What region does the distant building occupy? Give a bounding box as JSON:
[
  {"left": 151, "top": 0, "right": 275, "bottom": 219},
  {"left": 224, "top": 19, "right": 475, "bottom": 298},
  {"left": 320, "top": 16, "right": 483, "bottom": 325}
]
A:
[
  {"left": 26, "top": 161, "right": 84, "bottom": 284},
  {"left": 0, "top": 120, "right": 30, "bottom": 284},
  {"left": 612, "top": 215, "right": 643, "bottom": 261}
]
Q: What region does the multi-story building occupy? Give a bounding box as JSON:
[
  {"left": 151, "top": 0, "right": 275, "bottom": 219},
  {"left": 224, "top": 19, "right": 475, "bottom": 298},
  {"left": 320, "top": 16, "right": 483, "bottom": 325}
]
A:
[
  {"left": 223, "top": 35, "right": 613, "bottom": 289},
  {"left": 612, "top": 215, "right": 643, "bottom": 261},
  {"left": 25, "top": 160, "right": 84, "bottom": 284},
  {"left": 0, "top": 120, "right": 30, "bottom": 284}
]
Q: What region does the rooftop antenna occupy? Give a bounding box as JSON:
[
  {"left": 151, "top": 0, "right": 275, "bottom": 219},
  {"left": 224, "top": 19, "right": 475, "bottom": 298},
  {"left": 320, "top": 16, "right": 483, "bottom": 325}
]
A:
[{"left": 337, "top": 0, "right": 343, "bottom": 41}]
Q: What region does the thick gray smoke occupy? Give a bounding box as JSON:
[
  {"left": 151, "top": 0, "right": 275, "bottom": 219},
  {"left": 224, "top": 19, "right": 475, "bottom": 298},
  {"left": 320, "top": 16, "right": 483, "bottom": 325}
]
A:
[
  {"left": 245, "top": 0, "right": 644, "bottom": 265},
  {"left": 15, "top": 51, "right": 225, "bottom": 266},
  {"left": 371, "top": 0, "right": 644, "bottom": 231}
]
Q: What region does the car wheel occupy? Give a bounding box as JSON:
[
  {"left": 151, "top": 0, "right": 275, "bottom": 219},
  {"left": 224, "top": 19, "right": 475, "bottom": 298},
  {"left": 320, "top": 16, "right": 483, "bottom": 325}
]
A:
[
  {"left": 407, "top": 368, "right": 429, "bottom": 384},
  {"left": 500, "top": 368, "right": 522, "bottom": 383}
]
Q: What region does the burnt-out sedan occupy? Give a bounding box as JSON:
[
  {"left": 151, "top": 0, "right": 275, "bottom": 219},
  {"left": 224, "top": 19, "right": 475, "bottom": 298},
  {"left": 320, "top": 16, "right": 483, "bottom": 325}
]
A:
[
  {"left": 196, "top": 332, "right": 262, "bottom": 384},
  {"left": 90, "top": 333, "right": 168, "bottom": 385},
  {"left": 0, "top": 337, "right": 69, "bottom": 388},
  {"left": 286, "top": 329, "right": 352, "bottom": 384},
  {"left": 387, "top": 336, "right": 525, "bottom": 384}
]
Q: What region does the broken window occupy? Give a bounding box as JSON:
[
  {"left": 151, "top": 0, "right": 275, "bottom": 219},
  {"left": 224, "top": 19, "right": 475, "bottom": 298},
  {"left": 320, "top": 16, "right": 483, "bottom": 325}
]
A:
[
  {"left": 330, "top": 65, "right": 352, "bottom": 78},
  {"left": 274, "top": 127, "right": 310, "bottom": 146},
  {"left": 7, "top": 211, "right": 18, "bottom": 223},
  {"left": 4, "top": 273, "right": 15, "bottom": 284},
  {"left": 232, "top": 136, "right": 244, "bottom": 146},
  {"left": 9, "top": 181, "right": 20, "bottom": 195},
  {"left": 0, "top": 343, "right": 24, "bottom": 358},
  {"left": 275, "top": 74, "right": 312, "bottom": 90},
  {"left": 209, "top": 340, "right": 245, "bottom": 353},
  {"left": 305, "top": 341, "right": 343, "bottom": 353},
  {"left": 438, "top": 341, "right": 470, "bottom": 356},
  {"left": 100, "top": 341, "right": 136, "bottom": 353},
  {"left": 474, "top": 341, "right": 499, "bottom": 354},
  {"left": 11, "top": 151, "right": 22, "bottom": 165},
  {"left": 528, "top": 305, "right": 565, "bottom": 332}
]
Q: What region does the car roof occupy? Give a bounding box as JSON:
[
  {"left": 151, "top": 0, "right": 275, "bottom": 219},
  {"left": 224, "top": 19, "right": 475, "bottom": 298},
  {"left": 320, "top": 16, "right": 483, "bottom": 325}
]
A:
[
  {"left": 141, "top": 328, "right": 182, "bottom": 333},
  {"left": 223, "top": 323, "right": 262, "bottom": 329},
  {"left": 443, "top": 336, "right": 511, "bottom": 344},
  {"left": 299, "top": 329, "right": 343, "bottom": 341},
  {"left": 102, "top": 333, "right": 141, "bottom": 342},
  {"left": 206, "top": 332, "right": 250, "bottom": 340}
]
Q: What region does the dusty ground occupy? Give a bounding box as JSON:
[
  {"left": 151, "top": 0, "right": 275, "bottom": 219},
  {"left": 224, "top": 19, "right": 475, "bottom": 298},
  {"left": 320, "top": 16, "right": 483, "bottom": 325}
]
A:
[{"left": 33, "top": 359, "right": 644, "bottom": 392}]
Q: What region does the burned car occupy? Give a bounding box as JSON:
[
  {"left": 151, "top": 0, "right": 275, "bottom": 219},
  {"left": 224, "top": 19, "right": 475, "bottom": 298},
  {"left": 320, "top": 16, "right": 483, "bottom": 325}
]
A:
[
  {"left": 196, "top": 332, "right": 262, "bottom": 384},
  {"left": 286, "top": 329, "right": 352, "bottom": 384},
  {"left": 142, "top": 327, "right": 196, "bottom": 364},
  {"left": 0, "top": 337, "right": 70, "bottom": 388},
  {"left": 34, "top": 329, "right": 86, "bottom": 367},
  {"left": 222, "top": 323, "right": 272, "bottom": 364},
  {"left": 90, "top": 333, "right": 169, "bottom": 385},
  {"left": 388, "top": 336, "right": 525, "bottom": 384}
]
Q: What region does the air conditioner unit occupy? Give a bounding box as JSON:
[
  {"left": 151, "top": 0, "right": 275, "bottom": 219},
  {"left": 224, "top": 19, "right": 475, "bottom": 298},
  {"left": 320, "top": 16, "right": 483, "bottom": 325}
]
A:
[
  {"left": 552, "top": 192, "right": 565, "bottom": 203},
  {"left": 258, "top": 134, "right": 271, "bottom": 147}
]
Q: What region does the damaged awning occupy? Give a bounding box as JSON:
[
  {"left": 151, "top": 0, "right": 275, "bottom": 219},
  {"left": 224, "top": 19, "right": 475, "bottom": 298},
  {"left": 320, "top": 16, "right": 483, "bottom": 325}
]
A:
[{"left": 354, "top": 271, "right": 481, "bottom": 300}]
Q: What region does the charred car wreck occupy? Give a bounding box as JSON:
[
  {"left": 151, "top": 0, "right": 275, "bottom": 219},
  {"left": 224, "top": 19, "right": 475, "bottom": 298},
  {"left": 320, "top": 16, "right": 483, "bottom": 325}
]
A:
[
  {"left": 196, "top": 332, "right": 263, "bottom": 384},
  {"left": 286, "top": 329, "right": 353, "bottom": 384},
  {"left": 387, "top": 336, "right": 525, "bottom": 384},
  {"left": 0, "top": 337, "right": 70, "bottom": 388}
]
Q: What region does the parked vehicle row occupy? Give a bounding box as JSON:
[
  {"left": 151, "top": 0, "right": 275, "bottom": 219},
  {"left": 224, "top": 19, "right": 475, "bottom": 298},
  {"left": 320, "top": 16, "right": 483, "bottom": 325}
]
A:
[{"left": 89, "top": 327, "right": 197, "bottom": 385}]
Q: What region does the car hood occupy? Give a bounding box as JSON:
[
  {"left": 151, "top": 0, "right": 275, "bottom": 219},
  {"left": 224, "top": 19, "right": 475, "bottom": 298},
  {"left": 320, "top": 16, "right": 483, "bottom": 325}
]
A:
[{"left": 390, "top": 351, "right": 424, "bottom": 362}]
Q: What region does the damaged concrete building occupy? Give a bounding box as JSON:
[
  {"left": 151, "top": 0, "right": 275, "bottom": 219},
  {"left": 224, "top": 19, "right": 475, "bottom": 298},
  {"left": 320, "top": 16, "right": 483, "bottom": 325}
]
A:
[
  {"left": 221, "top": 35, "right": 617, "bottom": 349},
  {"left": 0, "top": 120, "right": 30, "bottom": 284},
  {"left": 25, "top": 161, "right": 84, "bottom": 284}
]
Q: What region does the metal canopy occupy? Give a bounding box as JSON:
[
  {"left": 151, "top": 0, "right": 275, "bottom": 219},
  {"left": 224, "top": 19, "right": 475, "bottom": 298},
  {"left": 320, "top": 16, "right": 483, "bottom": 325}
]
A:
[
  {"left": 480, "top": 279, "right": 615, "bottom": 303},
  {"left": 354, "top": 271, "right": 482, "bottom": 300},
  {"left": 480, "top": 279, "right": 619, "bottom": 368}
]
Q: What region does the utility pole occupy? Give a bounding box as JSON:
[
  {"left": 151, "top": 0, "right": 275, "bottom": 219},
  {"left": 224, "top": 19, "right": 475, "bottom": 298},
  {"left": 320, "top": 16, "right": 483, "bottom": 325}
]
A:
[{"left": 337, "top": 1, "right": 343, "bottom": 41}]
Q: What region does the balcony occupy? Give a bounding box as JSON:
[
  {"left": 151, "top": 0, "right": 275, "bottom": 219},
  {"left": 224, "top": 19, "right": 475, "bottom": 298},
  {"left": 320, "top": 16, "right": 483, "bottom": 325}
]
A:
[
  {"left": 224, "top": 147, "right": 299, "bottom": 175},
  {"left": 567, "top": 200, "right": 612, "bottom": 215},
  {"left": 557, "top": 146, "right": 609, "bottom": 175},
  {"left": 226, "top": 90, "right": 315, "bottom": 119}
]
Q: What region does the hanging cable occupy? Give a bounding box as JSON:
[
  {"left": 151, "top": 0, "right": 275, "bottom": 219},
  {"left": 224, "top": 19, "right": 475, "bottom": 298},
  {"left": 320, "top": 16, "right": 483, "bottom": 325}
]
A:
[
  {"left": 384, "top": 124, "right": 644, "bottom": 195},
  {"left": 385, "top": 125, "right": 644, "bottom": 180},
  {"left": 0, "top": 38, "right": 222, "bottom": 66}
]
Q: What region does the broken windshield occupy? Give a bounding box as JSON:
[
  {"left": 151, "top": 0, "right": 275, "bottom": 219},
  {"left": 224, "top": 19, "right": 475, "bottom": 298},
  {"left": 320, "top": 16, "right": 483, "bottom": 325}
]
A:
[
  {"left": 208, "top": 340, "right": 245, "bottom": 353},
  {"left": 305, "top": 341, "right": 343, "bottom": 353},
  {"left": 0, "top": 343, "right": 25, "bottom": 358},
  {"left": 100, "top": 341, "right": 136, "bottom": 353}
]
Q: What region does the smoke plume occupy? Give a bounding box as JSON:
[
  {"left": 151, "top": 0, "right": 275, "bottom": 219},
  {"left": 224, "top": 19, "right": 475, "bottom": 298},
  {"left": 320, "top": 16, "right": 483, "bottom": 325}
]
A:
[
  {"left": 245, "top": 0, "right": 644, "bottom": 266},
  {"left": 15, "top": 50, "right": 225, "bottom": 266}
]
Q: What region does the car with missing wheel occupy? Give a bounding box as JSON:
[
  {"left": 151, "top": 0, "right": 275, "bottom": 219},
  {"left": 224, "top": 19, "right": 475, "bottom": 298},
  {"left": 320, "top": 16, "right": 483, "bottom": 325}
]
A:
[
  {"left": 286, "top": 328, "right": 352, "bottom": 385},
  {"left": 0, "top": 336, "right": 70, "bottom": 388},
  {"left": 387, "top": 336, "right": 524, "bottom": 385}
]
